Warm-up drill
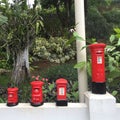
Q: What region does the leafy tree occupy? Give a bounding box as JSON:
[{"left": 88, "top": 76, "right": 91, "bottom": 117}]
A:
[
  {"left": 41, "top": 0, "right": 74, "bottom": 28},
  {"left": 0, "top": 0, "right": 43, "bottom": 85}
]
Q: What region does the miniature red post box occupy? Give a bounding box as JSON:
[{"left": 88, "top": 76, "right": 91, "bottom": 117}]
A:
[
  {"left": 56, "top": 78, "right": 68, "bottom": 106},
  {"left": 89, "top": 43, "right": 106, "bottom": 94},
  {"left": 30, "top": 79, "right": 44, "bottom": 106},
  {"left": 7, "top": 87, "right": 19, "bottom": 106}
]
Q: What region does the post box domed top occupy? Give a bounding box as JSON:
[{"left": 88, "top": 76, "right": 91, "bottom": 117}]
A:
[
  {"left": 89, "top": 43, "right": 106, "bottom": 49},
  {"left": 31, "top": 81, "right": 44, "bottom": 86},
  {"left": 56, "top": 78, "right": 68, "bottom": 85},
  {"left": 7, "top": 87, "right": 18, "bottom": 91}
]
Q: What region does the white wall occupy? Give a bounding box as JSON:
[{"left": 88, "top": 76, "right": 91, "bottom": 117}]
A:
[
  {"left": 0, "top": 92, "right": 120, "bottom": 120},
  {"left": 0, "top": 103, "right": 89, "bottom": 120},
  {"left": 116, "top": 104, "right": 120, "bottom": 120}
]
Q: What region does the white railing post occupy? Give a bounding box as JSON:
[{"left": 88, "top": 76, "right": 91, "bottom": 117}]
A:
[{"left": 74, "top": 0, "right": 88, "bottom": 102}]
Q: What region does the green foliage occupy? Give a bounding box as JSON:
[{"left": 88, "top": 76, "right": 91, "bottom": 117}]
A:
[
  {"left": 40, "top": 1, "right": 75, "bottom": 37},
  {"left": 18, "top": 81, "right": 31, "bottom": 103},
  {"left": 0, "top": 98, "right": 5, "bottom": 103},
  {"left": 0, "top": 0, "right": 44, "bottom": 84},
  {"left": 33, "top": 37, "right": 76, "bottom": 63},
  {"left": 0, "top": 60, "right": 8, "bottom": 69},
  {"left": 66, "top": 31, "right": 84, "bottom": 45},
  {"left": 0, "top": 0, "right": 43, "bottom": 55},
  {"left": 41, "top": 63, "right": 77, "bottom": 82},
  {"left": 0, "top": 14, "right": 8, "bottom": 25},
  {"left": 41, "top": 8, "right": 65, "bottom": 37},
  {"left": 0, "top": 46, "right": 13, "bottom": 70},
  {"left": 0, "top": 74, "right": 10, "bottom": 103},
  {"left": 105, "top": 28, "right": 120, "bottom": 102},
  {"left": 43, "top": 79, "right": 56, "bottom": 102},
  {"left": 74, "top": 61, "right": 86, "bottom": 69},
  {"left": 103, "top": 9, "right": 120, "bottom": 27},
  {"left": 0, "top": 74, "right": 10, "bottom": 87},
  {"left": 67, "top": 80, "right": 79, "bottom": 102},
  {"left": 86, "top": 7, "right": 110, "bottom": 39},
  {"left": 88, "top": 0, "right": 107, "bottom": 7}
]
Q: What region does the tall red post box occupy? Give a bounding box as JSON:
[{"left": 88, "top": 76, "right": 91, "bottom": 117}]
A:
[
  {"left": 56, "top": 78, "right": 68, "bottom": 106},
  {"left": 7, "top": 87, "right": 19, "bottom": 106},
  {"left": 30, "top": 80, "right": 44, "bottom": 106},
  {"left": 89, "top": 43, "right": 106, "bottom": 94}
]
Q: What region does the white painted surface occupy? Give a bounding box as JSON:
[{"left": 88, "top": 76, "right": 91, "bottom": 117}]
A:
[
  {"left": 116, "top": 104, "right": 120, "bottom": 120},
  {"left": 0, "top": 103, "right": 89, "bottom": 120},
  {"left": 0, "top": 92, "right": 120, "bottom": 120},
  {"left": 85, "top": 92, "right": 116, "bottom": 120},
  {"left": 74, "top": 0, "right": 88, "bottom": 103}
]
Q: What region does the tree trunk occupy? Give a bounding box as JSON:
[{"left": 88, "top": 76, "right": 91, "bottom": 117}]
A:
[
  {"left": 11, "top": 46, "right": 30, "bottom": 85},
  {"left": 64, "top": 0, "right": 72, "bottom": 28},
  {"left": 55, "top": 4, "right": 65, "bottom": 27}
]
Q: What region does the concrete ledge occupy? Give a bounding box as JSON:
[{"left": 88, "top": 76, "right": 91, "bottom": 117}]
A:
[
  {"left": 0, "top": 92, "right": 120, "bottom": 120},
  {"left": 0, "top": 103, "right": 89, "bottom": 120}
]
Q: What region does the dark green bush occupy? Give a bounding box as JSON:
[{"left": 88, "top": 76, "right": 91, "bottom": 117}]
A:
[
  {"left": 103, "top": 9, "right": 120, "bottom": 26},
  {"left": 41, "top": 8, "right": 63, "bottom": 37},
  {"left": 41, "top": 7, "right": 75, "bottom": 37},
  {"left": 0, "top": 48, "right": 12, "bottom": 70},
  {"left": 86, "top": 7, "right": 111, "bottom": 39},
  {"left": 18, "top": 81, "right": 31, "bottom": 103},
  {"left": 41, "top": 62, "right": 77, "bottom": 82},
  {"left": 105, "top": 28, "right": 120, "bottom": 102}
]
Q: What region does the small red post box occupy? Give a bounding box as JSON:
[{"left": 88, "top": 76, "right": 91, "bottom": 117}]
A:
[
  {"left": 7, "top": 87, "right": 19, "bottom": 106},
  {"left": 30, "top": 78, "right": 44, "bottom": 106},
  {"left": 89, "top": 43, "right": 106, "bottom": 94},
  {"left": 56, "top": 78, "right": 68, "bottom": 106}
]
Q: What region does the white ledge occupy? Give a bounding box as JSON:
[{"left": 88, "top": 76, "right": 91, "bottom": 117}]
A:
[
  {"left": 0, "top": 103, "right": 87, "bottom": 108},
  {"left": 0, "top": 92, "right": 120, "bottom": 120},
  {"left": 0, "top": 103, "right": 89, "bottom": 120}
]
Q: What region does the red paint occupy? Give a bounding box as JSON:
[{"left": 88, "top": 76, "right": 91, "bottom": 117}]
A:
[
  {"left": 89, "top": 43, "right": 106, "bottom": 83},
  {"left": 56, "top": 78, "right": 68, "bottom": 100},
  {"left": 7, "top": 87, "right": 18, "bottom": 105},
  {"left": 31, "top": 80, "right": 44, "bottom": 106}
]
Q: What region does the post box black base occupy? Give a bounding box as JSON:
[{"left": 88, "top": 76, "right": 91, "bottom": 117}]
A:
[
  {"left": 92, "top": 82, "right": 106, "bottom": 94},
  {"left": 56, "top": 100, "right": 68, "bottom": 106},
  {"left": 30, "top": 102, "right": 44, "bottom": 107},
  {"left": 7, "top": 102, "right": 18, "bottom": 107}
]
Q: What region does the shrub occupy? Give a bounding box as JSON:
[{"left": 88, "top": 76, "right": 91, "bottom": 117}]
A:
[
  {"left": 86, "top": 7, "right": 111, "bottom": 39},
  {"left": 41, "top": 7, "right": 75, "bottom": 37},
  {"left": 0, "top": 48, "right": 12, "bottom": 70},
  {"left": 41, "top": 63, "right": 79, "bottom": 102},
  {"left": 105, "top": 28, "right": 120, "bottom": 102},
  {"left": 41, "top": 62, "right": 77, "bottom": 82},
  {"left": 103, "top": 9, "right": 120, "bottom": 27},
  {"left": 41, "top": 8, "right": 63, "bottom": 37},
  {"left": 33, "top": 37, "right": 76, "bottom": 63}
]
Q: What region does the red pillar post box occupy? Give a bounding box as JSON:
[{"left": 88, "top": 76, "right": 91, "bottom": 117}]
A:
[
  {"left": 89, "top": 43, "right": 106, "bottom": 94},
  {"left": 7, "top": 87, "right": 19, "bottom": 106},
  {"left": 56, "top": 78, "right": 68, "bottom": 106},
  {"left": 30, "top": 79, "right": 44, "bottom": 106}
]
